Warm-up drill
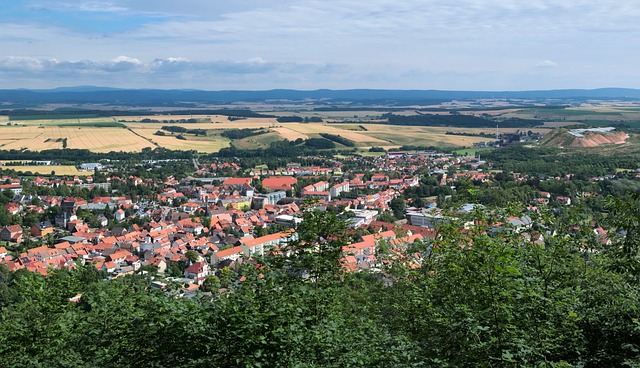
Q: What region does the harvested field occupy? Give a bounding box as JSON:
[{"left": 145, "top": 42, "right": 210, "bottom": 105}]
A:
[
  {"left": 0, "top": 125, "right": 153, "bottom": 152},
  {"left": 272, "top": 127, "right": 309, "bottom": 141}
]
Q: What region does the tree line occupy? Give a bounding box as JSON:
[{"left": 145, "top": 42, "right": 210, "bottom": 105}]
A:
[
  {"left": 220, "top": 128, "right": 269, "bottom": 140},
  {"left": 0, "top": 147, "right": 195, "bottom": 163},
  {"left": 383, "top": 113, "right": 541, "bottom": 128},
  {"left": 319, "top": 133, "right": 355, "bottom": 147}
]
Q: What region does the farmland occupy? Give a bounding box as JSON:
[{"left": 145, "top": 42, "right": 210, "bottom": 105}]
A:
[
  {"left": 0, "top": 125, "right": 153, "bottom": 152},
  {"left": 1, "top": 113, "right": 553, "bottom": 153},
  {"left": 128, "top": 124, "right": 230, "bottom": 153}
]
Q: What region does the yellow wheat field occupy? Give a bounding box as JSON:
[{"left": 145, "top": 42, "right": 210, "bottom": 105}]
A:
[{"left": 0, "top": 126, "right": 153, "bottom": 152}]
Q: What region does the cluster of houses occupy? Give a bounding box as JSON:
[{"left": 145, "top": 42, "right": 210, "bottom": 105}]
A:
[{"left": 0, "top": 150, "right": 617, "bottom": 291}]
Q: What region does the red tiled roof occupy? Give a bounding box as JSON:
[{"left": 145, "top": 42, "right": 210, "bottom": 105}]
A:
[
  {"left": 185, "top": 261, "right": 208, "bottom": 273},
  {"left": 222, "top": 177, "right": 252, "bottom": 186},
  {"left": 262, "top": 176, "right": 297, "bottom": 190},
  {"left": 214, "top": 246, "right": 243, "bottom": 258}
]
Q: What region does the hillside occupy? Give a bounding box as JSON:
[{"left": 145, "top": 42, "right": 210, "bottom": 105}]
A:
[{"left": 540, "top": 127, "right": 628, "bottom": 148}]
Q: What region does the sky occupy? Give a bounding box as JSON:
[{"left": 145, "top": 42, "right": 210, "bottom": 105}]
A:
[{"left": 1, "top": 0, "right": 640, "bottom": 90}]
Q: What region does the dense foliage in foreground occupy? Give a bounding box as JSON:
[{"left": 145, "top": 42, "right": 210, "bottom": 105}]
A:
[{"left": 1, "top": 206, "right": 640, "bottom": 367}]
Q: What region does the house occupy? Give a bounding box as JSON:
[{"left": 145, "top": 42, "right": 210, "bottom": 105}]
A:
[
  {"left": 330, "top": 181, "right": 350, "bottom": 197},
  {"left": 210, "top": 246, "right": 244, "bottom": 265},
  {"left": 262, "top": 176, "right": 297, "bottom": 192},
  {"left": 149, "top": 257, "right": 167, "bottom": 273},
  {"left": 252, "top": 191, "right": 286, "bottom": 209},
  {"left": 97, "top": 214, "right": 109, "bottom": 227},
  {"left": 346, "top": 209, "right": 379, "bottom": 228},
  {"left": 181, "top": 202, "right": 201, "bottom": 214},
  {"left": 178, "top": 218, "right": 204, "bottom": 235},
  {"left": 60, "top": 199, "right": 79, "bottom": 213},
  {"left": 107, "top": 249, "right": 132, "bottom": 265},
  {"left": 0, "top": 184, "right": 22, "bottom": 195},
  {"left": 103, "top": 261, "right": 117, "bottom": 273},
  {"left": 239, "top": 231, "right": 297, "bottom": 258},
  {"left": 27, "top": 245, "right": 61, "bottom": 262},
  {"left": 302, "top": 181, "right": 332, "bottom": 201},
  {"left": 304, "top": 191, "right": 331, "bottom": 202},
  {"left": 343, "top": 230, "right": 396, "bottom": 258},
  {"left": 55, "top": 211, "right": 77, "bottom": 228},
  {"left": 222, "top": 177, "right": 253, "bottom": 190},
  {"left": 371, "top": 174, "right": 389, "bottom": 183},
  {"left": 31, "top": 221, "right": 54, "bottom": 237},
  {"left": 114, "top": 209, "right": 126, "bottom": 222},
  {"left": 0, "top": 225, "right": 23, "bottom": 243},
  {"left": 80, "top": 163, "right": 103, "bottom": 171},
  {"left": 4, "top": 203, "right": 22, "bottom": 215},
  {"left": 184, "top": 261, "right": 210, "bottom": 283}
]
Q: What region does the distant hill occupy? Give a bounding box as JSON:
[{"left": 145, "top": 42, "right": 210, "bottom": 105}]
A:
[
  {"left": 1, "top": 87, "right": 640, "bottom": 107},
  {"left": 540, "top": 128, "right": 629, "bottom": 148}
]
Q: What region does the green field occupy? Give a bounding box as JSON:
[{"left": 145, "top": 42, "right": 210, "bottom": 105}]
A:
[{"left": 454, "top": 147, "right": 494, "bottom": 156}]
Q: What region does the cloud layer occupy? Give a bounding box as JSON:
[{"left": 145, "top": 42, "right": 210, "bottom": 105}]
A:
[{"left": 1, "top": 1, "right": 639, "bottom": 89}]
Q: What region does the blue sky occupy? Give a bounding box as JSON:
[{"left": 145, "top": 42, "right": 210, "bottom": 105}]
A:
[{"left": 1, "top": 0, "right": 639, "bottom": 90}]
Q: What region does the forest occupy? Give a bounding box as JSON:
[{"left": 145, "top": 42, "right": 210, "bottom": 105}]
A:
[
  {"left": 484, "top": 145, "right": 639, "bottom": 178},
  {"left": 220, "top": 128, "right": 269, "bottom": 140},
  {"left": 319, "top": 133, "right": 356, "bottom": 147},
  {"left": 383, "top": 113, "right": 541, "bottom": 128},
  {"left": 160, "top": 126, "right": 208, "bottom": 136},
  {"left": 1, "top": 204, "right": 640, "bottom": 367}
]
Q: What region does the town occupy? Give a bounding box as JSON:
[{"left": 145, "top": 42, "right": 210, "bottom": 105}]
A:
[{"left": 0, "top": 145, "right": 617, "bottom": 297}]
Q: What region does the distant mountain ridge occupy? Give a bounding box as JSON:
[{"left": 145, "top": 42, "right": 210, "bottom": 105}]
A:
[{"left": 1, "top": 87, "right": 640, "bottom": 107}]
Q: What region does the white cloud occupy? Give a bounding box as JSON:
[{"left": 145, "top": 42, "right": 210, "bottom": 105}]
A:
[
  {"left": 0, "top": 56, "right": 344, "bottom": 88},
  {"left": 3, "top": 1, "right": 640, "bottom": 89},
  {"left": 0, "top": 56, "right": 45, "bottom": 71},
  {"left": 535, "top": 60, "right": 557, "bottom": 68},
  {"left": 111, "top": 55, "right": 142, "bottom": 65},
  {"left": 59, "top": 1, "right": 128, "bottom": 13}
]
